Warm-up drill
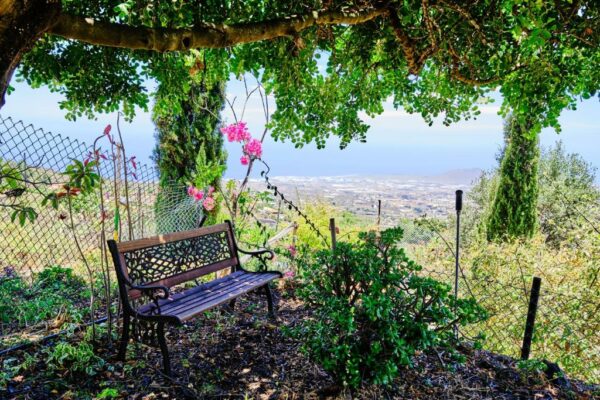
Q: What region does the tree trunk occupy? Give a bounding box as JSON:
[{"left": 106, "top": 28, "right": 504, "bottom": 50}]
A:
[{"left": 0, "top": 0, "right": 60, "bottom": 109}]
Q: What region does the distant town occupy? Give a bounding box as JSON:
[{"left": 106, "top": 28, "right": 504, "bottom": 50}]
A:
[{"left": 248, "top": 169, "right": 482, "bottom": 224}]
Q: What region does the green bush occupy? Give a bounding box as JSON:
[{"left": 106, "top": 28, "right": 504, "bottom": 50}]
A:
[
  {"left": 45, "top": 342, "right": 104, "bottom": 376},
  {"left": 537, "top": 142, "right": 599, "bottom": 246},
  {"left": 293, "top": 227, "right": 487, "bottom": 388},
  {"left": 0, "top": 277, "right": 26, "bottom": 323},
  {"left": 0, "top": 267, "right": 85, "bottom": 327},
  {"left": 35, "top": 265, "right": 85, "bottom": 290}
]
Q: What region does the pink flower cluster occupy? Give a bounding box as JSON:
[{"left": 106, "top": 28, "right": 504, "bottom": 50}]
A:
[
  {"left": 220, "top": 122, "right": 263, "bottom": 165},
  {"left": 188, "top": 185, "right": 216, "bottom": 211},
  {"left": 221, "top": 122, "right": 251, "bottom": 143},
  {"left": 244, "top": 138, "right": 263, "bottom": 158},
  {"left": 283, "top": 270, "right": 295, "bottom": 279}
]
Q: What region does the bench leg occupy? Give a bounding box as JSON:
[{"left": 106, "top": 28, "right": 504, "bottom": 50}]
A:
[
  {"left": 157, "top": 321, "right": 171, "bottom": 376},
  {"left": 229, "top": 298, "right": 237, "bottom": 311},
  {"left": 264, "top": 284, "right": 276, "bottom": 319},
  {"left": 118, "top": 313, "right": 131, "bottom": 361}
]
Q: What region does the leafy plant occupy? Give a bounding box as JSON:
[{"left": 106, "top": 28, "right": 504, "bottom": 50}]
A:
[
  {"left": 1, "top": 159, "right": 39, "bottom": 226},
  {"left": 35, "top": 265, "right": 85, "bottom": 291},
  {"left": 0, "top": 269, "right": 85, "bottom": 327},
  {"left": 517, "top": 359, "right": 548, "bottom": 375},
  {"left": 293, "top": 227, "right": 487, "bottom": 388},
  {"left": 45, "top": 342, "right": 105, "bottom": 376},
  {"left": 96, "top": 388, "right": 120, "bottom": 399},
  {"left": 43, "top": 156, "right": 103, "bottom": 341}
]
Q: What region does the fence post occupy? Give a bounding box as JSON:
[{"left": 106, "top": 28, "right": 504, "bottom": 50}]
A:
[
  {"left": 454, "top": 190, "right": 463, "bottom": 339},
  {"left": 329, "top": 217, "right": 337, "bottom": 251},
  {"left": 275, "top": 199, "right": 282, "bottom": 231},
  {"left": 521, "top": 276, "right": 542, "bottom": 360},
  {"left": 377, "top": 199, "right": 382, "bottom": 230}
]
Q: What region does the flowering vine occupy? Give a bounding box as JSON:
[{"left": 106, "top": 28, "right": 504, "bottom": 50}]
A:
[
  {"left": 220, "top": 122, "right": 263, "bottom": 165},
  {"left": 187, "top": 185, "right": 216, "bottom": 211}
]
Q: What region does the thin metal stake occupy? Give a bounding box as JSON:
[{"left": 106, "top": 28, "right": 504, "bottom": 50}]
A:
[
  {"left": 454, "top": 190, "right": 463, "bottom": 339},
  {"left": 377, "top": 199, "right": 382, "bottom": 230},
  {"left": 521, "top": 277, "right": 542, "bottom": 360}
]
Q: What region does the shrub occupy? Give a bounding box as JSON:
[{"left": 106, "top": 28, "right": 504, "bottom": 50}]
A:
[
  {"left": 45, "top": 342, "right": 104, "bottom": 376},
  {"left": 293, "top": 227, "right": 487, "bottom": 388},
  {"left": 537, "top": 142, "right": 599, "bottom": 246},
  {"left": 0, "top": 267, "right": 85, "bottom": 328},
  {"left": 35, "top": 265, "right": 85, "bottom": 291},
  {"left": 0, "top": 276, "right": 26, "bottom": 323}
]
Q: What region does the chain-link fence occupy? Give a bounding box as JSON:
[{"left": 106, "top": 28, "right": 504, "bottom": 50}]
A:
[
  {"left": 0, "top": 115, "right": 204, "bottom": 344},
  {"left": 392, "top": 217, "right": 599, "bottom": 383}
]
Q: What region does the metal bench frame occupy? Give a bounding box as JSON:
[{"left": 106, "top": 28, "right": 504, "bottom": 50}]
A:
[{"left": 107, "top": 220, "right": 281, "bottom": 375}]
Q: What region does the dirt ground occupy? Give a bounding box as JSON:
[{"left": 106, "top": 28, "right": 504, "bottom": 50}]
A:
[{"left": 1, "top": 286, "right": 598, "bottom": 399}]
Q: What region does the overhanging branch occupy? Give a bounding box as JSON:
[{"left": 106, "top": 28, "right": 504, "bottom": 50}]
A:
[
  {"left": 48, "top": 8, "right": 388, "bottom": 52},
  {"left": 451, "top": 63, "right": 526, "bottom": 86}
]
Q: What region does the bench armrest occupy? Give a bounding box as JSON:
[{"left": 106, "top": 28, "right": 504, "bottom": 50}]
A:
[
  {"left": 237, "top": 248, "right": 275, "bottom": 260},
  {"left": 237, "top": 248, "right": 275, "bottom": 272}
]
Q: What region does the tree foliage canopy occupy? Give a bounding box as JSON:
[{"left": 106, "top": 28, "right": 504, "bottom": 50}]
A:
[{"left": 3, "top": 0, "right": 599, "bottom": 148}]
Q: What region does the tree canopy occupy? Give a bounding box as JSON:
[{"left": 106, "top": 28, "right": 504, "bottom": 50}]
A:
[{"left": 1, "top": 0, "right": 598, "bottom": 148}]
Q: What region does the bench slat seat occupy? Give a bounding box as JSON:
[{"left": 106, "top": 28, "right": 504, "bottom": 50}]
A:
[
  {"left": 137, "top": 270, "right": 280, "bottom": 322},
  {"left": 107, "top": 221, "right": 281, "bottom": 376}
]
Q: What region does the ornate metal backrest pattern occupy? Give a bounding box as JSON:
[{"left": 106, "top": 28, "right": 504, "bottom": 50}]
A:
[
  {"left": 123, "top": 230, "right": 234, "bottom": 286},
  {"left": 112, "top": 224, "right": 239, "bottom": 300}
]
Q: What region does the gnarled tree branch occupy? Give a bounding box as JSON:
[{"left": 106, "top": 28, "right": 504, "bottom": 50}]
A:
[
  {"left": 450, "top": 63, "right": 526, "bottom": 86},
  {"left": 48, "top": 8, "right": 388, "bottom": 52},
  {"left": 388, "top": 9, "right": 424, "bottom": 75}
]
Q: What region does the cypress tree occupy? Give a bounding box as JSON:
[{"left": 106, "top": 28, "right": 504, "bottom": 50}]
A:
[
  {"left": 153, "top": 81, "right": 226, "bottom": 186},
  {"left": 487, "top": 114, "right": 540, "bottom": 240},
  {"left": 152, "top": 79, "right": 227, "bottom": 228}
]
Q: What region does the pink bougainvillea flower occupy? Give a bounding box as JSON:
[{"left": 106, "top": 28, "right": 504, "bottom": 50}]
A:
[
  {"left": 194, "top": 191, "right": 204, "bottom": 202},
  {"left": 187, "top": 186, "right": 198, "bottom": 197},
  {"left": 243, "top": 138, "right": 263, "bottom": 158},
  {"left": 220, "top": 122, "right": 251, "bottom": 143},
  {"left": 240, "top": 155, "right": 249, "bottom": 165},
  {"left": 208, "top": 186, "right": 215, "bottom": 195},
  {"left": 283, "top": 270, "right": 295, "bottom": 279},
  {"left": 287, "top": 244, "right": 297, "bottom": 258},
  {"left": 203, "top": 196, "right": 215, "bottom": 211}
]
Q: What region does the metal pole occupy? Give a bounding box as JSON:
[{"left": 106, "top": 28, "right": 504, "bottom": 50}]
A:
[
  {"left": 521, "top": 276, "right": 542, "bottom": 360},
  {"left": 377, "top": 199, "right": 382, "bottom": 230},
  {"left": 329, "top": 218, "right": 337, "bottom": 251},
  {"left": 454, "top": 189, "right": 463, "bottom": 339},
  {"left": 275, "top": 199, "right": 282, "bottom": 231}
]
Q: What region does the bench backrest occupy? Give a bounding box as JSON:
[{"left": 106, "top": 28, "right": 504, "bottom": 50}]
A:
[{"left": 109, "top": 222, "right": 239, "bottom": 300}]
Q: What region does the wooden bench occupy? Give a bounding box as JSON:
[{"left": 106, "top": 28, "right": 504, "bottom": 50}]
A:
[{"left": 107, "top": 221, "right": 281, "bottom": 375}]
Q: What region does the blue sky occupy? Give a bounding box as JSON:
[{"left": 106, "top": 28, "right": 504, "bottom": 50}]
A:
[{"left": 1, "top": 78, "right": 598, "bottom": 180}]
